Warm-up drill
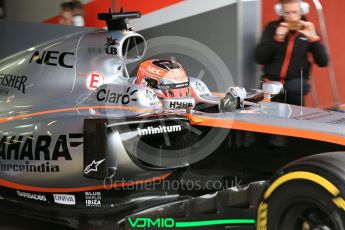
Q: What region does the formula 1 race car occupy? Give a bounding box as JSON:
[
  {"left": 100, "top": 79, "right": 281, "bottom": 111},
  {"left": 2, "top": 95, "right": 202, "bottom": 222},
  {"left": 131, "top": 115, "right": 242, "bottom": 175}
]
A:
[{"left": 1, "top": 10, "right": 345, "bottom": 230}]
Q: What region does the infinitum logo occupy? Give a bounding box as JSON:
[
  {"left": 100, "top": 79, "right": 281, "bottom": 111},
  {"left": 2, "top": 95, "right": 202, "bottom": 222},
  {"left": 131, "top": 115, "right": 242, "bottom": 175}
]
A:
[{"left": 137, "top": 125, "right": 182, "bottom": 136}]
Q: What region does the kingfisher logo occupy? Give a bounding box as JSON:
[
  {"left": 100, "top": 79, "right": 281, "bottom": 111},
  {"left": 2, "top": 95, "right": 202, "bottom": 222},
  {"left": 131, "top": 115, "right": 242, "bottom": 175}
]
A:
[
  {"left": 137, "top": 125, "right": 182, "bottom": 136},
  {"left": 0, "top": 73, "right": 27, "bottom": 94}
]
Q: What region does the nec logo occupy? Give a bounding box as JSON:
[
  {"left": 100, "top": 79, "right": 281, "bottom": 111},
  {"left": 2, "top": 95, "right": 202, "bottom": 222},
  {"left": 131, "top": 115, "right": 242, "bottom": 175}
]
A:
[
  {"left": 29, "top": 51, "right": 74, "bottom": 68},
  {"left": 147, "top": 66, "right": 163, "bottom": 75}
]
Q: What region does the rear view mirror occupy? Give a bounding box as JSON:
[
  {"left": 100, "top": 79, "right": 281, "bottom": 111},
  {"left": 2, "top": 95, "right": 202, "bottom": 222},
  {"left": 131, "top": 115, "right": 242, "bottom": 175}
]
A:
[{"left": 262, "top": 81, "right": 284, "bottom": 102}]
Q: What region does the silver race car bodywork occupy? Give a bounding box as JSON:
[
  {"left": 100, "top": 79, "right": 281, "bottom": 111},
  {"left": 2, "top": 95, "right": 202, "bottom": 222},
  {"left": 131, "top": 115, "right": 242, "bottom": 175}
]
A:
[{"left": 0, "top": 29, "right": 159, "bottom": 187}]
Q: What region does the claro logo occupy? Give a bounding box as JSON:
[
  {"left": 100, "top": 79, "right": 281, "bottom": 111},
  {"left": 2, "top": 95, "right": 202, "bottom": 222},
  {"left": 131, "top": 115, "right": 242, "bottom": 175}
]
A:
[{"left": 96, "top": 87, "right": 138, "bottom": 104}]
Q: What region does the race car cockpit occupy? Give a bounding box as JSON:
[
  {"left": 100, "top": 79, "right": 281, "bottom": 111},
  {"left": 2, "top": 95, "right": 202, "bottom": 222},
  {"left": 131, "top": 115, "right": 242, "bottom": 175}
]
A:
[{"left": 132, "top": 58, "right": 252, "bottom": 113}]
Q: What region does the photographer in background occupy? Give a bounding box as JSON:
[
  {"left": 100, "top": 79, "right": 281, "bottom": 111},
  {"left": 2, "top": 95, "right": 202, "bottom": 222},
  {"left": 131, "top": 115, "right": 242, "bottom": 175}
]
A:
[
  {"left": 59, "top": 1, "right": 85, "bottom": 27},
  {"left": 59, "top": 2, "right": 74, "bottom": 26},
  {"left": 71, "top": 0, "right": 85, "bottom": 27},
  {"left": 255, "top": 0, "right": 328, "bottom": 105}
]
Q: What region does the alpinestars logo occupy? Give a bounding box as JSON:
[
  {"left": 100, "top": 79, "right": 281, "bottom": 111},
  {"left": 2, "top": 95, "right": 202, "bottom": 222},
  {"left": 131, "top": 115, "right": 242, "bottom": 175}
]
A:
[
  {"left": 84, "top": 159, "right": 105, "bottom": 174},
  {"left": 137, "top": 125, "right": 182, "bottom": 136}
]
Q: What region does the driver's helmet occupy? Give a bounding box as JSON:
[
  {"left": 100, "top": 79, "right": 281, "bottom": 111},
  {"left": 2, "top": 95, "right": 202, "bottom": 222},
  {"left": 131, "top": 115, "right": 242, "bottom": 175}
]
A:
[{"left": 136, "top": 59, "right": 190, "bottom": 98}]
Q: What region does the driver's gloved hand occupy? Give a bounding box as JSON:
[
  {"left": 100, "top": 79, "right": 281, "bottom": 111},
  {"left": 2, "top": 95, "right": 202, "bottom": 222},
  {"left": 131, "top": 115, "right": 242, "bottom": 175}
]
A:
[{"left": 219, "top": 87, "right": 246, "bottom": 112}]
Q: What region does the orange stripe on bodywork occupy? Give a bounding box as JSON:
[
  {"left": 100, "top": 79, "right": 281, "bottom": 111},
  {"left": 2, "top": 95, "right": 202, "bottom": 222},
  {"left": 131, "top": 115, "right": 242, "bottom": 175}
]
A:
[
  {"left": 0, "top": 173, "right": 171, "bottom": 193},
  {"left": 0, "top": 106, "right": 153, "bottom": 124},
  {"left": 186, "top": 114, "right": 345, "bottom": 146}
]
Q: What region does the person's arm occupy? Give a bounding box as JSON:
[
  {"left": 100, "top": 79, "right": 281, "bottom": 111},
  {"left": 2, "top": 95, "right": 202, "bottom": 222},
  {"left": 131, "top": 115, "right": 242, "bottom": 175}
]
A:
[
  {"left": 309, "top": 39, "right": 328, "bottom": 67},
  {"left": 255, "top": 22, "right": 286, "bottom": 65},
  {"left": 298, "top": 21, "right": 328, "bottom": 67}
]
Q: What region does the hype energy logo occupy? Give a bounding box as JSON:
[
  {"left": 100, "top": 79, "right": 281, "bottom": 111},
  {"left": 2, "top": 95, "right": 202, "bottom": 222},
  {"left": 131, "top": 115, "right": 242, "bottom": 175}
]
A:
[{"left": 127, "top": 217, "right": 255, "bottom": 228}]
